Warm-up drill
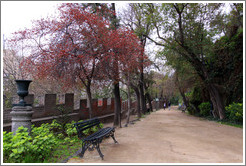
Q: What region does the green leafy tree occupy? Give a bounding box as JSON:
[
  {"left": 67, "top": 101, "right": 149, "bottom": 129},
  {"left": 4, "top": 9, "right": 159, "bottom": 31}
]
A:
[{"left": 143, "top": 3, "right": 243, "bottom": 120}]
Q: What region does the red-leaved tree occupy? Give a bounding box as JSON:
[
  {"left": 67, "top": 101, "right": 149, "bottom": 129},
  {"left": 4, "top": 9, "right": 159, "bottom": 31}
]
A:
[
  {"left": 97, "top": 26, "right": 145, "bottom": 126},
  {"left": 10, "top": 3, "right": 143, "bottom": 120}
]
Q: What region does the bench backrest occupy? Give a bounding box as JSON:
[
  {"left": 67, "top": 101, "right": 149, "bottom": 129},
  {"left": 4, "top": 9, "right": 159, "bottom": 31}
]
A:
[{"left": 73, "top": 118, "right": 100, "bottom": 139}]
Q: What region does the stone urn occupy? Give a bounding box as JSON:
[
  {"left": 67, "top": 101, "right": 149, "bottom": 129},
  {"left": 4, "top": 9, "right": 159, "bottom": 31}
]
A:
[{"left": 14, "top": 80, "right": 32, "bottom": 106}]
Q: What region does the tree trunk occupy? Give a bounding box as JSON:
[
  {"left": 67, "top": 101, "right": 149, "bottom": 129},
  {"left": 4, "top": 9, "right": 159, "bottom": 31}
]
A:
[
  {"left": 131, "top": 84, "right": 141, "bottom": 118},
  {"left": 145, "top": 92, "right": 153, "bottom": 112},
  {"left": 143, "top": 81, "right": 153, "bottom": 112},
  {"left": 85, "top": 85, "right": 93, "bottom": 119},
  {"left": 175, "top": 73, "right": 189, "bottom": 108},
  {"left": 113, "top": 82, "right": 121, "bottom": 127},
  {"left": 208, "top": 84, "right": 225, "bottom": 119},
  {"left": 139, "top": 75, "right": 146, "bottom": 114},
  {"left": 126, "top": 74, "right": 132, "bottom": 126},
  {"left": 139, "top": 43, "right": 146, "bottom": 114},
  {"left": 111, "top": 3, "right": 121, "bottom": 127},
  {"left": 179, "top": 87, "right": 189, "bottom": 108}
]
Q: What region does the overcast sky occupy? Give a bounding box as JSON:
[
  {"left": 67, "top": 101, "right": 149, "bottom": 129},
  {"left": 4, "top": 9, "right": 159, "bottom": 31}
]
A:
[
  {"left": 1, "top": 1, "right": 233, "bottom": 40},
  {"left": 1, "top": 1, "right": 128, "bottom": 39},
  {"left": 2, "top": 1, "right": 58, "bottom": 38}
]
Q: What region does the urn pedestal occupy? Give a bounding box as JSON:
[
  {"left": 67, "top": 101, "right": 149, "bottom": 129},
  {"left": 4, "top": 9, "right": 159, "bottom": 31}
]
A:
[{"left": 11, "top": 106, "right": 34, "bottom": 134}]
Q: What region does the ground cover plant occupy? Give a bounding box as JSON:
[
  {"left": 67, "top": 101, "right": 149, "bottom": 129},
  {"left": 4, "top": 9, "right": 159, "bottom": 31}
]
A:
[{"left": 3, "top": 120, "right": 103, "bottom": 163}]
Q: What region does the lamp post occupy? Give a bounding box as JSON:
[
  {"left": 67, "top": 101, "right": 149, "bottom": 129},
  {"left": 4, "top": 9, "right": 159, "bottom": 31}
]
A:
[{"left": 11, "top": 80, "right": 33, "bottom": 134}]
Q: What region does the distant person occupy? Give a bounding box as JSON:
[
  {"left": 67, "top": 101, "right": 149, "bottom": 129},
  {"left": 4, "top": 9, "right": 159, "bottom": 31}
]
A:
[
  {"left": 164, "top": 102, "right": 166, "bottom": 110},
  {"left": 181, "top": 103, "right": 186, "bottom": 113},
  {"left": 179, "top": 103, "right": 181, "bottom": 108},
  {"left": 168, "top": 102, "right": 171, "bottom": 110}
]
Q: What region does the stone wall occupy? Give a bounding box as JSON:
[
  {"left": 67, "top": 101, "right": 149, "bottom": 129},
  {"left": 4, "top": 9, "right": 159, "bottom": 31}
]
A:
[
  {"left": 3, "top": 94, "right": 116, "bottom": 124},
  {"left": 3, "top": 93, "right": 163, "bottom": 131}
]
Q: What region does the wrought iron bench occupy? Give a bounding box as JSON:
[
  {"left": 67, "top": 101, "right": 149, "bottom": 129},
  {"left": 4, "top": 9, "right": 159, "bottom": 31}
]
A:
[{"left": 74, "top": 118, "right": 118, "bottom": 160}]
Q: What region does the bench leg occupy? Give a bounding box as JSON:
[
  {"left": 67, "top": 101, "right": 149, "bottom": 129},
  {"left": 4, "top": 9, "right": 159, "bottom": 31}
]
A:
[
  {"left": 96, "top": 142, "right": 104, "bottom": 160},
  {"left": 80, "top": 141, "right": 88, "bottom": 158},
  {"left": 111, "top": 134, "right": 118, "bottom": 144}
]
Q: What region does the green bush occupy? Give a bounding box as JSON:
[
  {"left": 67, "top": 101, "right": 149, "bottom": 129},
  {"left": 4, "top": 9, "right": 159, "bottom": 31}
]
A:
[
  {"left": 65, "top": 121, "right": 77, "bottom": 137},
  {"left": 187, "top": 104, "right": 196, "bottom": 115},
  {"left": 3, "top": 119, "right": 104, "bottom": 163},
  {"left": 198, "top": 102, "right": 211, "bottom": 117},
  {"left": 225, "top": 103, "right": 243, "bottom": 123},
  {"left": 3, "top": 126, "right": 59, "bottom": 163}
]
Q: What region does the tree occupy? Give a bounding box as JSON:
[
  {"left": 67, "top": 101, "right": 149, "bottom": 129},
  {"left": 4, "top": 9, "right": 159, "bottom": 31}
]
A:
[
  {"left": 210, "top": 3, "right": 243, "bottom": 105},
  {"left": 110, "top": 3, "right": 121, "bottom": 127},
  {"left": 97, "top": 24, "right": 144, "bottom": 126},
  {"left": 121, "top": 3, "right": 153, "bottom": 114},
  {"left": 8, "top": 3, "right": 111, "bottom": 118},
  {"left": 10, "top": 3, "right": 143, "bottom": 122},
  {"left": 144, "top": 3, "right": 243, "bottom": 119},
  {"left": 3, "top": 44, "right": 75, "bottom": 108},
  {"left": 143, "top": 70, "right": 155, "bottom": 112},
  {"left": 3, "top": 49, "right": 24, "bottom": 108},
  {"left": 157, "top": 46, "right": 199, "bottom": 108},
  {"left": 93, "top": 3, "right": 145, "bottom": 127}
]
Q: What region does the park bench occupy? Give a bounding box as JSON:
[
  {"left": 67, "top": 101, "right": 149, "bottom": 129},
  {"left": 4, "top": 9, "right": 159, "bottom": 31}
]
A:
[{"left": 73, "top": 117, "right": 118, "bottom": 160}]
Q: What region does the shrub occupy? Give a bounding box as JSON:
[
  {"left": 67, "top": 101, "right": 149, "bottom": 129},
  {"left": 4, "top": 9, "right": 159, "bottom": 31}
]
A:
[
  {"left": 31, "top": 125, "right": 59, "bottom": 161},
  {"left": 3, "top": 131, "right": 14, "bottom": 160},
  {"left": 65, "top": 121, "right": 78, "bottom": 137},
  {"left": 3, "top": 126, "right": 59, "bottom": 163},
  {"left": 56, "top": 105, "right": 72, "bottom": 135},
  {"left": 187, "top": 104, "right": 196, "bottom": 115},
  {"left": 3, "top": 119, "right": 104, "bottom": 163},
  {"left": 198, "top": 102, "right": 211, "bottom": 117},
  {"left": 225, "top": 103, "right": 243, "bottom": 123}
]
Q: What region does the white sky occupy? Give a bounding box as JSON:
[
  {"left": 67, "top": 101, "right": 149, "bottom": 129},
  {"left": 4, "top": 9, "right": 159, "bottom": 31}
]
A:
[
  {"left": 1, "top": 1, "right": 234, "bottom": 40},
  {"left": 1, "top": 1, "right": 129, "bottom": 39},
  {"left": 1, "top": 1, "right": 59, "bottom": 38}
]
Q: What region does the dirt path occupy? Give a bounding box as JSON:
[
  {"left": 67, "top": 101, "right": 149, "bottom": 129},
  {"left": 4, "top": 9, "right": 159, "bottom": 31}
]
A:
[{"left": 68, "top": 107, "right": 244, "bottom": 163}]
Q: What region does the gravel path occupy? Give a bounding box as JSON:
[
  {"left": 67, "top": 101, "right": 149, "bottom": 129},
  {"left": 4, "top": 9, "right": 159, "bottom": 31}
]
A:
[{"left": 67, "top": 107, "right": 243, "bottom": 164}]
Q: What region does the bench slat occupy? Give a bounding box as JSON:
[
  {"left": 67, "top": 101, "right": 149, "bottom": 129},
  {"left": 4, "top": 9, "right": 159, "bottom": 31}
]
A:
[
  {"left": 84, "top": 127, "right": 113, "bottom": 141},
  {"left": 74, "top": 118, "right": 101, "bottom": 138}
]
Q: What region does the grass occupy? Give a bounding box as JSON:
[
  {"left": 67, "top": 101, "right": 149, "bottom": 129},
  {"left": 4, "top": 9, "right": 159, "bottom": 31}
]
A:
[
  {"left": 182, "top": 109, "right": 243, "bottom": 128},
  {"left": 198, "top": 115, "right": 243, "bottom": 128},
  {"left": 217, "top": 121, "right": 243, "bottom": 128}
]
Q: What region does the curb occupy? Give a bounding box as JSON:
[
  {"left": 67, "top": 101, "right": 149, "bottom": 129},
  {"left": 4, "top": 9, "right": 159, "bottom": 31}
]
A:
[{"left": 60, "top": 148, "right": 82, "bottom": 163}]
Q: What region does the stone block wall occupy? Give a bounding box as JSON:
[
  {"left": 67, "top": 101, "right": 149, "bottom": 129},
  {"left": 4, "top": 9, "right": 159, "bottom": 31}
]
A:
[
  {"left": 3, "top": 109, "right": 12, "bottom": 123},
  {"left": 3, "top": 93, "right": 164, "bottom": 132},
  {"left": 3, "top": 94, "right": 118, "bottom": 124},
  {"left": 44, "top": 94, "right": 57, "bottom": 117}
]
